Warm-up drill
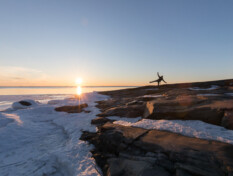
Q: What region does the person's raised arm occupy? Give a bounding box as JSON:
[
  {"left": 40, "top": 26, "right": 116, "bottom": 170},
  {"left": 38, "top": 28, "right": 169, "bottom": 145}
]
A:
[{"left": 157, "top": 72, "right": 160, "bottom": 77}]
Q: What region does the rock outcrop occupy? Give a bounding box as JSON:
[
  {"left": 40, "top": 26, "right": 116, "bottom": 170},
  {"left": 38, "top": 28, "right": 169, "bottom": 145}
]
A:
[
  {"left": 82, "top": 79, "right": 233, "bottom": 176},
  {"left": 222, "top": 110, "right": 233, "bottom": 130},
  {"left": 55, "top": 103, "right": 88, "bottom": 113},
  {"left": 98, "top": 104, "right": 145, "bottom": 118},
  {"left": 82, "top": 123, "right": 233, "bottom": 176}
]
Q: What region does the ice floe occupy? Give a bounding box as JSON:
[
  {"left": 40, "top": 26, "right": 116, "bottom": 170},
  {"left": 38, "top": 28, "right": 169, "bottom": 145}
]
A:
[{"left": 0, "top": 94, "right": 72, "bottom": 111}]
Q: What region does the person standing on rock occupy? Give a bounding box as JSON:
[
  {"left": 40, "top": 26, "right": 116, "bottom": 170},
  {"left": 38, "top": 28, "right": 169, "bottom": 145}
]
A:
[{"left": 150, "top": 72, "right": 167, "bottom": 87}]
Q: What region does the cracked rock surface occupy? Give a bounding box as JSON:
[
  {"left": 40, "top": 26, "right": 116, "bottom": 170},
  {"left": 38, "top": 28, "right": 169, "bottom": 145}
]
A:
[
  {"left": 83, "top": 79, "right": 233, "bottom": 176},
  {"left": 82, "top": 123, "right": 233, "bottom": 176}
]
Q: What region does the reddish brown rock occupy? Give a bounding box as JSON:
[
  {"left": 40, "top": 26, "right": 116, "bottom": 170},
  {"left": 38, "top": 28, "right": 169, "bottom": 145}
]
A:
[
  {"left": 91, "top": 117, "right": 110, "bottom": 125},
  {"left": 55, "top": 103, "right": 88, "bottom": 113},
  {"left": 221, "top": 110, "right": 233, "bottom": 130},
  {"left": 98, "top": 104, "right": 145, "bottom": 118},
  {"left": 143, "top": 96, "right": 229, "bottom": 126}
]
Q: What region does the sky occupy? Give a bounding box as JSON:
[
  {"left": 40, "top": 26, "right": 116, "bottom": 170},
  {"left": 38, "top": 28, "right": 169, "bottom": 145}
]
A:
[{"left": 0, "top": 0, "right": 233, "bottom": 86}]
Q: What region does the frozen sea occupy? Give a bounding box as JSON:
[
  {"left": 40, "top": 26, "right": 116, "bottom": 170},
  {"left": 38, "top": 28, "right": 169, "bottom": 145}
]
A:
[
  {"left": 0, "top": 91, "right": 110, "bottom": 176},
  {"left": 0, "top": 86, "right": 132, "bottom": 176},
  {"left": 0, "top": 86, "right": 134, "bottom": 111}
]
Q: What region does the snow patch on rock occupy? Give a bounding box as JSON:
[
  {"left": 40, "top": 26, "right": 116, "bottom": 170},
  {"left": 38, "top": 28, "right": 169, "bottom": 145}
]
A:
[
  {"left": 189, "top": 85, "right": 219, "bottom": 91},
  {"left": 142, "top": 95, "right": 163, "bottom": 98},
  {"left": 225, "top": 93, "right": 233, "bottom": 96},
  {"left": 197, "top": 94, "right": 222, "bottom": 97},
  {"left": 114, "top": 119, "right": 233, "bottom": 145},
  {"left": 107, "top": 116, "right": 141, "bottom": 123}
]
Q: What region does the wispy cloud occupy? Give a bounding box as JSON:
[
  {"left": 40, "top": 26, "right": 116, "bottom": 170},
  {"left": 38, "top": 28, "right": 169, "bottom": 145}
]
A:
[{"left": 0, "top": 66, "right": 48, "bottom": 86}]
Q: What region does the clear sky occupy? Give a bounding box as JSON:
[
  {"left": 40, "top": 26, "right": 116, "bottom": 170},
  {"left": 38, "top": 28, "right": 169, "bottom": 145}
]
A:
[{"left": 0, "top": 0, "right": 233, "bottom": 86}]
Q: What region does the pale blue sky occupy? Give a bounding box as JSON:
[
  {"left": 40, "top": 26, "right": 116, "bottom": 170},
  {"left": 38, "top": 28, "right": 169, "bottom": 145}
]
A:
[{"left": 0, "top": 0, "right": 232, "bottom": 86}]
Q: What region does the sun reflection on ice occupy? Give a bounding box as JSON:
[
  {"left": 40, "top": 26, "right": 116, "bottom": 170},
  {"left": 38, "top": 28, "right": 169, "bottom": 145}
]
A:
[
  {"left": 4, "top": 113, "right": 23, "bottom": 125},
  {"left": 76, "top": 86, "right": 82, "bottom": 96},
  {"left": 75, "top": 78, "right": 83, "bottom": 99}
]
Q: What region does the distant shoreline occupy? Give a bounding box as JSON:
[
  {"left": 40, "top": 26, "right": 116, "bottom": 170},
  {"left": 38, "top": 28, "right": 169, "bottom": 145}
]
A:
[{"left": 0, "top": 86, "right": 137, "bottom": 89}]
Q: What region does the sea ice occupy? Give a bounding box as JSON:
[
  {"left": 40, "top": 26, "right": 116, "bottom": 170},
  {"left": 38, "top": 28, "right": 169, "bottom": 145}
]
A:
[{"left": 0, "top": 92, "right": 108, "bottom": 176}]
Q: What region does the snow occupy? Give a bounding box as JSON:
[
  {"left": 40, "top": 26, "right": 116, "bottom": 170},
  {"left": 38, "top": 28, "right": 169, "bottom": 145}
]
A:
[
  {"left": 12, "top": 99, "right": 39, "bottom": 110},
  {"left": 141, "top": 95, "right": 163, "bottom": 98},
  {"left": 0, "top": 94, "right": 72, "bottom": 111},
  {"left": 225, "top": 93, "right": 233, "bottom": 96},
  {"left": 189, "top": 85, "right": 219, "bottom": 91},
  {"left": 146, "top": 88, "right": 158, "bottom": 91},
  {"left": 114, "top": 119, "right": 233, "bottom": 144},
  {"left": 107, "top": 116, "right": 141, "bottom": 123},
  {"left": 0, "top": 92, "right": 108, "bottom": 176},
  {"left": 197, "top": 94, "right": 221, "bottom": 97}
]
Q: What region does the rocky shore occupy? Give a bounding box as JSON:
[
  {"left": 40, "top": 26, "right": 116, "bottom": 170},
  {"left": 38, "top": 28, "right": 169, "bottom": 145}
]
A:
[{"left": 82, "top": 79, "right": 233, "bottom": 176}]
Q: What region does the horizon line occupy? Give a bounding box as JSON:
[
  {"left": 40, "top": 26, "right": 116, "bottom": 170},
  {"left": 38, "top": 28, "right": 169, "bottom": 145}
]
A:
[{"left": 0, "top": 85, "right": 138, "bottom": 88}]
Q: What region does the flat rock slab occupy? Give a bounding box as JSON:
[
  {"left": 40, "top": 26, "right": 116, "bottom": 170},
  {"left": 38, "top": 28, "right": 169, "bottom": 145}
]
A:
[
  {"left": 55, "top": 103, "right": 88, "bottom": 113},
  {"left": 143, "top": 97, "right": 233, "bottom": 126},
  {"left": 86, "top": 123, "right": 233, "bottom": 176},
  {"left": 91, "top": 117, "right": 112, "bottom": 126},
  {"left": 98, "top": 104, "right": 145, "bottom": 118}
]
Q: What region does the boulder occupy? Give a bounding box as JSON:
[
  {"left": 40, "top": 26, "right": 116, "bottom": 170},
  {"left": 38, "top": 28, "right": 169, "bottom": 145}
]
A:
[
  {"left": 91, "top": 117, "right": 110, "bottom": 125},
  {"left": 221, "top": 110, "right": 233, "bottom": 130},
  {"left": 107, "top": 158, "right": 170, "bottom": 176},
  {"left": 55, "top": 103, "right": 88, "bottom": 113},
  {"left": 19, "top": 101, "right": 32, "bottom": 106},
  {"left": 12, "top": 99, "right": 38, "bottom": 110}
]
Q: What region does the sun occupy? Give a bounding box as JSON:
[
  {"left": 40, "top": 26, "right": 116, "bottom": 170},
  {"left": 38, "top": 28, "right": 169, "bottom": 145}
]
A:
[{"left": 75, "top": 78, "right": 83, "bottom": 85}]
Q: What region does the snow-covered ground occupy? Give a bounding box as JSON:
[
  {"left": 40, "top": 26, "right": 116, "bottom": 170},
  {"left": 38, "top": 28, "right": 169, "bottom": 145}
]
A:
[
  {"left": 189, "top": 85, "right": 219, "bottom": 91},
  {"left": 1, "top": 91, "right": 233, "bottom": 175},
  {"left": 0, "top": 92, "right": 108, "bottom": 176},
  {"left": 114, "top": 119, "right": 233, "bottom": 144}
]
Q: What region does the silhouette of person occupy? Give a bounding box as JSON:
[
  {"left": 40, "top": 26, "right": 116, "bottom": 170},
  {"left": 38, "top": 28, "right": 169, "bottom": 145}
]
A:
[{"left": 150, "top": 72, "right": 167, "bottom": 87}]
